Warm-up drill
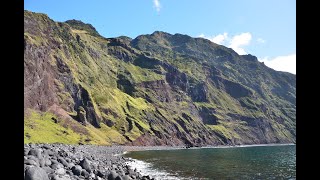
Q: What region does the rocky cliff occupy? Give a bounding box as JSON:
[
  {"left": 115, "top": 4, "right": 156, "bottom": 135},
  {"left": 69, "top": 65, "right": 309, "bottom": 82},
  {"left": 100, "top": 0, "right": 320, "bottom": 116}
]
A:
[{"left": 24, "top": 11, "right": 296, "bottom": 146}]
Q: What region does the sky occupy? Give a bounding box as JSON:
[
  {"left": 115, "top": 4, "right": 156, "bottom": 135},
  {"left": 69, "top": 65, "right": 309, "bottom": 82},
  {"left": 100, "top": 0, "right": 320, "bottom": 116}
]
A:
[{"left": 24, "top": 0, "right": 296, "bottom": 74}]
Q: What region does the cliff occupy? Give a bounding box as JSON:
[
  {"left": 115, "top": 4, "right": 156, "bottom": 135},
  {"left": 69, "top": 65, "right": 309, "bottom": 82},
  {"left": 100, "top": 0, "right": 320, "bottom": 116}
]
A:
[{"left": 24, "top": 11, "right": 296, "bottom": 146}]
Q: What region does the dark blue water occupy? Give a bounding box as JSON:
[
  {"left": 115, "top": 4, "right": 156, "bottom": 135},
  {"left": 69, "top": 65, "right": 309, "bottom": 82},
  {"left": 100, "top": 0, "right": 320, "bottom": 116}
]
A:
[{"left": 125, "top": 145, "right": 296, "bottom": 180}]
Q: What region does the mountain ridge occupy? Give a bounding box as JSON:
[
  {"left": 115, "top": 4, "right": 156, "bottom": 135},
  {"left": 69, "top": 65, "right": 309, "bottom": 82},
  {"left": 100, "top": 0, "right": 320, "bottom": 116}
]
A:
[{"left": 24, "top": 10, "right": 296, "bottom": 146}]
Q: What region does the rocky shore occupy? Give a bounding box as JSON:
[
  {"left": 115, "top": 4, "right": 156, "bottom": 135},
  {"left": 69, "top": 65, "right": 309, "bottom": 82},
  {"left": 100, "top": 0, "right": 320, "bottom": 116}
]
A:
[{"left": 24, "top": 144, "right": 174, "bottom": 180}]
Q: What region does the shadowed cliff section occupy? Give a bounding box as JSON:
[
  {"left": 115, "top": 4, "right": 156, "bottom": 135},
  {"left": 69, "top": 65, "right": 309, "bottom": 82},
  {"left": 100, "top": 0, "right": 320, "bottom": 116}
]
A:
[{"left": 24, "top": 10, "right": 296, "bottom": 146}]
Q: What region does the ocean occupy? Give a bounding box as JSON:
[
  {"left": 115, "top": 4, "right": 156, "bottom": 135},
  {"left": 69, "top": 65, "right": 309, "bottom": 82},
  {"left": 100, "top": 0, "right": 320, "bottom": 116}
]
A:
[{"left": 124, "top": 144, "right": 296, "bottom": 180}]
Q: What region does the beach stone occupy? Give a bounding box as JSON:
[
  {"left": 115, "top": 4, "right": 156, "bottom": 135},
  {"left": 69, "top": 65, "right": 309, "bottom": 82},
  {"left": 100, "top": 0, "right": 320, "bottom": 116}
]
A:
[
  {"left": 58, "top": 150, "right": 69, "bottom": 157},
  {"left": 90, "top": 172, "right": 96, "bottom": 178},
  {"left": 96, "top": 176, "right": 103, "bottom": 180},
  {"left": 80, "top": 158, "right": 91, "bottom": 172},
  {"left": 127, "top": 169, "right": 134, "bottom": 175},
  {"left": 25, "top": 166, "right": 49, "bottom": 180},
  {"left": 51, "top": 159, "right": 59, "bottom": 164},
  {"left": 96, "top": 170, "right": 105, "bottom": 178},
  {"left": 42, "top": 144, "right": 51, "bottom": 149},
  {"left": 39, "top": 158, "right": 45, "bottom": 167},
  {"left": 115, "top": 176, "right": 122, "bottom": 180},
  {"left": 25, "top": 149, "right": 30, "bottom": 156},
  {"left": 112, "top": 165, "right": 118, "bottom": 170},
  {"left": 122, "top": 175, "right": 131, "bottom": 180},
  {"left": 46, "top": 150, "right": 55, "bottom": 156},
  {"left": 24, "top": 144, "right": 150, "bottom": 180},
  {"left": 58, "top": 157, "right": 69, "bottom": 167},
  {"left": 72, "top": 165, "right": 82, "bottom": 176},
  {"left": 28, "top": 155, "right": 40, "bottom": 162},
  {"left": 51, "top": 175, "right": 72, "bottom": 180},
  {"left": 65, "top": 157, "right": 71, "bottom": 163},
  {"left": 45, "top": 158, "right": 52, "bottom": 166},
  {"left": 68, "top": 162, "right": 75, "bottom": 168},
  {"left": 25, "top": 165, "right": 33, "bottom": 171},
  {"left": 66, "top": 169, "right": 73, "bottom": 175},
  {"left": 56, "top": 167, "right": 66, "bottom": 175},
  {"left": 108, "top": 171, "right": 118, "bottom": 180},
  {"left": 51, "top": 163, "right": 64, "bottom": 170},
  {"left": 142, "top": 175, "right": 151, "bottom": 180},
  {"left": 28, "top": 149, "right": 42, "bottom": 158},
  {"left": 81, "top": 169, "right": 90, "bottom": 178},
  {"left": 42, "top": 166, "right": 54, "bottom": 174},
  {"left": 25, "top": 159, "right": 39, "bottom": 166}
]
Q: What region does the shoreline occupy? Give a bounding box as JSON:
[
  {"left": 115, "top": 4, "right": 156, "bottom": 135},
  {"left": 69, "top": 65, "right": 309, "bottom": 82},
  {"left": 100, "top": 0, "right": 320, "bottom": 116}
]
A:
[
  {"left": 24, "top": 143, "right": 295, "bottom": 179},
  {"left": 120, "top": 143, "right": 295, "bottom": 154}
]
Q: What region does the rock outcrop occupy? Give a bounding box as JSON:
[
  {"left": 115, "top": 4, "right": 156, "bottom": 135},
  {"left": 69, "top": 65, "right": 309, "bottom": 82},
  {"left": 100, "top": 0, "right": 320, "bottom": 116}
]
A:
[{"left": 24, "top": 10, "right": 296, "bottom": 146}]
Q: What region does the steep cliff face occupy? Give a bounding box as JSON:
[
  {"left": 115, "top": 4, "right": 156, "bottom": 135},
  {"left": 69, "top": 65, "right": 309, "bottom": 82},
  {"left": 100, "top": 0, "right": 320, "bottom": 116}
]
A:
[{"left": 24, "top": 11, "right": 296, "bottom": 146}]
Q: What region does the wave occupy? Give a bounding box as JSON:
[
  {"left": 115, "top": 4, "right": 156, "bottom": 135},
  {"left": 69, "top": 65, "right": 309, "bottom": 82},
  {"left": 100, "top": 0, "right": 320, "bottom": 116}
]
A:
[{"left": 125, "top": 157, "right": 186, "bottom": 180}]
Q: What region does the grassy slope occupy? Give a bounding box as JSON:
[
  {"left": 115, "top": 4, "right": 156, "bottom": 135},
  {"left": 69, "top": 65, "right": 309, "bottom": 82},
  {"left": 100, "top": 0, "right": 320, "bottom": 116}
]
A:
[
  {"left": 24, "top": 11, "right": 295, "bottom": 145},
  {"left": 24, "top": 109, "right": 126, "bottom": 145}
]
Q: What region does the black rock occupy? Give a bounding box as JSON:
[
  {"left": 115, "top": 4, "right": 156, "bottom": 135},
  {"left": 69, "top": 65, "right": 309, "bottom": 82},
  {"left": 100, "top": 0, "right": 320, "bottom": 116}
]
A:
[
  {"left": 115, "top": 176, "right": 122, "bottom": 180},
  {"left": 142, "top": 175, "right": 151, "bottom": 179},
  {"left": 25, "top": 166, "right": 49, "bottom": 180},
  {"left": 79, "top": 158, "right": 91, "bottom": 172},
  {"left": 97, "top": 170, "right": 105, "bottom": 178},
  {"left": 66, "top": 170, "right": 73, "bottom": 175},
  {"left": 71, "top": 165, "right": 82, "bottom": 176},
  {"left": 81, "top": 169, "right": 90, "bottom": 178}
]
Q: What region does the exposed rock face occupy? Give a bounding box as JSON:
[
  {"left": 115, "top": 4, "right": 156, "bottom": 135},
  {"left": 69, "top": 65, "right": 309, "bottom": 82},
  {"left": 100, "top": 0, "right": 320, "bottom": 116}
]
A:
[{"left": 24, "top": 10, "right": 296, "bottom": 146}]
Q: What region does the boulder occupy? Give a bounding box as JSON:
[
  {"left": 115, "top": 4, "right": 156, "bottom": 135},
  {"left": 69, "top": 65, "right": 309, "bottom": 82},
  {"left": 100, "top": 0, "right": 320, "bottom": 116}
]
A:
[
  {"left": 79, "top": 158, "right": 91, "bottom": 172},
  {"left": 71, "top": 165, "right": 82, "bottom": 176},
  {"left": 25, "top": 166, "right": 49, "bottom": 180},
  {"left": 107, "top": 170, "right": 119, "bottom": 180},
  {"left": 28, "top": 149, "right": 42, "bottom": 159}
]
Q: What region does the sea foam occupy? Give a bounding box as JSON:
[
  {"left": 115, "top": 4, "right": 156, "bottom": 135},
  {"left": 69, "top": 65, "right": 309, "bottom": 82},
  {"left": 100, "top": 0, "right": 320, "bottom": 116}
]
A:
[{"left": 125, "top": 157, "right": 186, "bottom": 180}]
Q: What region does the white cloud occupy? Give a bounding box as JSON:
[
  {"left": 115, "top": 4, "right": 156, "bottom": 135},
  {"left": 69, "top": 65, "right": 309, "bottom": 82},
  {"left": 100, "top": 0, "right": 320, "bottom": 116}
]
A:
[
  {"left": 198, "top": 32, "right": 295, "bottom": 74},
  {"left": 198, "top": 33, "right": 205, "bottom": 38},
  {"left": 198, "top": 33, "right": 228, "bottom": 45},
  {"left": 259, "top": 53, "right": 296, "bottom": 74},
  {"left": 228, "top": 32, "right": 252, "bottom": 55},
  {"left": 212, "top": 33, "right": 228, "bottom": 44},
  {"left": 198, "top": 32, "right": 252, "bottom": 55},
  {"left": 153, "top": 0, "right": 161, "bottom": 12},
  {"left": 257, "top": 38, "right": 265, "bottom": 44}
]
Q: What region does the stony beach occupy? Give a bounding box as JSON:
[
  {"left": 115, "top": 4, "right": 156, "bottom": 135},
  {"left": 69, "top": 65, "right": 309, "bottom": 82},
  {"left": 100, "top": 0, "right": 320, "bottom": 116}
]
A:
[{"left": 24, "top": 144, "right": 185, "bottom": 180}]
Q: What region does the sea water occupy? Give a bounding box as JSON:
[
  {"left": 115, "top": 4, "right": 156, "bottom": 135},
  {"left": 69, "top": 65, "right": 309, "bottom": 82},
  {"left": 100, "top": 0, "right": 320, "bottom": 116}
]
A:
[{"left": 124, "top": 144, "right": 296, "bottom": 180}]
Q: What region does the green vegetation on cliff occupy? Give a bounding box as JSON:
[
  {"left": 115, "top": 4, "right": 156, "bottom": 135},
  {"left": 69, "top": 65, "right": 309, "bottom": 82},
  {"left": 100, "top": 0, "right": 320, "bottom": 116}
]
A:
[{"left": 24, "top": 10, "right": 296, "bottom": 146}]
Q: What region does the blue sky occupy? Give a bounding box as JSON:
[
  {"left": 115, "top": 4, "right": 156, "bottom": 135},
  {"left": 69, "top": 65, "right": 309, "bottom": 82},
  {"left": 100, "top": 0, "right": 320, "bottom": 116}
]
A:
[{"left": 24, "top": 0, "right": 296, "bottom": 74}]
